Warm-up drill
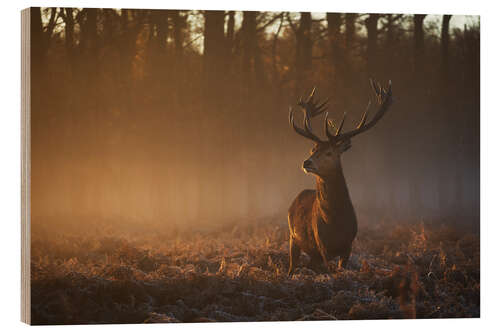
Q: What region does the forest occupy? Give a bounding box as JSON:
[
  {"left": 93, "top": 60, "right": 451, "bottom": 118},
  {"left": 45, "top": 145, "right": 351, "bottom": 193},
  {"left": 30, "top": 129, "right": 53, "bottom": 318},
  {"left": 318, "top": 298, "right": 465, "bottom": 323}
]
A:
[{"left": 30, "top": 8, "right": 479, "bottom": 228}]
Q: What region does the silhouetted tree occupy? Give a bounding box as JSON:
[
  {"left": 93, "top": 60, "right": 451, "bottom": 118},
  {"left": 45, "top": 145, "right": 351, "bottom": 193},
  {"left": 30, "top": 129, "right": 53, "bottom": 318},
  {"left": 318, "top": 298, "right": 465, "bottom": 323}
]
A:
[
  {"left": 345, "top": 13, "right": 356, "bottom": 50},
  {"left": 60, "top": 8, "right": 75, "bottom": 68},
  {"left": 80, "top": 9, "right": 98, "bottom": 56},
  {"left": 327, "top": 12, "right": 343, "bottom": 84},
  {"left": 30, "top": 7, "right": 43, "bottom": 60},
  {"left": 383, "top": 14, "right": 403, "bottom": 50},
  {"left": 271, "top": 13, "right": 284, "bottom": 89},
  {"left": 117, "top": 9, "right": 143, "bottom": 89},
  {"left": 441, "top": 15, "right": 452, "bottom": 81},
  {"left": 226, "top": 11, "right": 235, "bottom": 59},
  {"left": 203, "top": 10, "right": 226, "bottom": 101},
  {"left": 413, "top": 14, "right": 427, "bottom": 74},
  {"left": 31, "top": 7, "right": 58, "bottom": 71},
  {"left": 385, "top": 14, "right": 394, "bottom": 48},
  {"left": 365, "top": 14, "right": 380, "bottom": 76},
  {"left": 298, "top": 12, "right": 313, "bottom": 71},
  {"left": 242, "top": 11, "right": 258, "bottom": 95},
  {"left": 287, "top": 12, "right": 312, "bottom": 94}
]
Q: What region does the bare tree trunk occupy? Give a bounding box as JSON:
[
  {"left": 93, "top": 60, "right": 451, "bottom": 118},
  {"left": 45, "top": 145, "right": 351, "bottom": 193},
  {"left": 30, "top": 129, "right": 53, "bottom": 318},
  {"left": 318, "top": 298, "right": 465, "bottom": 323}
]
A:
[
  {"left": 441, "top": 15, "right": 452, "bottom": 81},
  {"left": 271, "top": 13, "right": 284, "bottom": 89},
  {"left": 202, "top": 10, "right": 226, "bottom": 221},
  {"left": 77, "top": 7, "right": 99, "bottom": 88},
  {"left": 300, "top": 12, "right": 313, "bottom": 71},
  {"left": 365, "top": 14, "right": 380, "bottom": 76},
  {"left": 78, "top": 8, "right": 99, "bottom": 79},
  {"left": 295, "top": 12, "right": 312, "bottom": 94},
  {"left": 78, "top": 8, "right": 101, "bottom": 218},
  {"left": 344, "top": 13, "right": 356, "bottom": 50},
  {"left": 297, "top": 12, "right": 312, "bottom": 71},
  {"left": 327, "top": 13, "right": 342, "bottom": 80},
  {"left": 413, "top": 14, "right": 427, "bottom": 75},
  {"left": 242, "top": 11, "right": 257, "bottom": 96},
  {"left": 62, "top": 8, "right": 75, "bottom": 66},
  {"left": 203, "top": 11, "right": 226, "bottom": 100},
  {"left": 117, "top": 9, "right": 143, "bottom": 101},
  {"left": 31, "top": 7, "right": 58, "bottom": 71},
  {"left": 241, "top": 11, "right": 260, "bottom": 217},
  {"left": 102, "top": 9, "right": 116, "bottom": 44},
  {"left": 30, "top": 7, "right": 43, "bottom": 57},
  {"left": 168, "top": 10, "right": 185, "bottom": 104},
  {"left": 342, "top": 13, "right": 357, "bottom": 92},
  {"left": 386, "top": 14, "right": 394, "bottom": 48},
  {"left": 82, "top": 9, "right": 98, "bottom": 55}
]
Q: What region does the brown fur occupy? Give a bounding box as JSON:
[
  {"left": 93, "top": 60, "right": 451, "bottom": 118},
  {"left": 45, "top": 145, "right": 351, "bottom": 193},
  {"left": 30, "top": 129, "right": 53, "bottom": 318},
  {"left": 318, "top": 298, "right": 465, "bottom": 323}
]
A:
[
  {"left": 287, "top": 80, "right": 393, "bottom": 275},
  {"left": 288, "top": 142, "right": 357, "bottom": 274}
]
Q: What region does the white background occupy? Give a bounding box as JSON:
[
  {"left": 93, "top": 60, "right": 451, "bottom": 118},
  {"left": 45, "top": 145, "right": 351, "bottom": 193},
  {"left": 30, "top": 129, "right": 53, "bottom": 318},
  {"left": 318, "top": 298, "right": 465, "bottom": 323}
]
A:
[{"left": 0, "top": 0, "right": 496, "bottom": 332}]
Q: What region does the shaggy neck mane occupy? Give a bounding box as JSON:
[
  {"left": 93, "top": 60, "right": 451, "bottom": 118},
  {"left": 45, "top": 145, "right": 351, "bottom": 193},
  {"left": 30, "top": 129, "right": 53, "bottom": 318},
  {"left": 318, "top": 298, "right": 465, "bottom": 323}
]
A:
[{"left": 315, "top": 161, "right": 352, "bottom": 224}]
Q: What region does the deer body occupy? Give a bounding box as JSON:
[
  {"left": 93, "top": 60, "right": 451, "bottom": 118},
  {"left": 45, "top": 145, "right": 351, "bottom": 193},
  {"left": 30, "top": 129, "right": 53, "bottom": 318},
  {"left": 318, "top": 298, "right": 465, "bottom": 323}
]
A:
[
  {"left": 287, "top": 80, "right": 393, "bottom": 275},
  {"left": 288, "top": 169, "right": 358, "bottom": 272}
]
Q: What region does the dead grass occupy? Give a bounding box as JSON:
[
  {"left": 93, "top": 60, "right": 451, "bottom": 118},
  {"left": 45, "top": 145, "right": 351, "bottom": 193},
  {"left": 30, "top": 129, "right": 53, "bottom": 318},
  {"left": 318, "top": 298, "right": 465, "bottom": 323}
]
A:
[{"left": 30, "top": 218, "right": 480, "bottom": 324}]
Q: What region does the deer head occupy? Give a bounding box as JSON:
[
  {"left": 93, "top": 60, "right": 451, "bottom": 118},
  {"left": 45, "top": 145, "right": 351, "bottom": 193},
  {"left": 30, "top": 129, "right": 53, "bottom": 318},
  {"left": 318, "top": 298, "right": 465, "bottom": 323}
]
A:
[{"left": 289, "top": 79, "right": 393, "bottom": 179}]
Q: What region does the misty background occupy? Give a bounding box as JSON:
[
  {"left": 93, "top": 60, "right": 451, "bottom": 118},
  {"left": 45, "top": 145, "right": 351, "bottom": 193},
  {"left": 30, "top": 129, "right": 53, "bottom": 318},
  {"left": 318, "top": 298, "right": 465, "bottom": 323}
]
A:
[{"left": 30, "top": 8, "right": 480, "bottom": 232}]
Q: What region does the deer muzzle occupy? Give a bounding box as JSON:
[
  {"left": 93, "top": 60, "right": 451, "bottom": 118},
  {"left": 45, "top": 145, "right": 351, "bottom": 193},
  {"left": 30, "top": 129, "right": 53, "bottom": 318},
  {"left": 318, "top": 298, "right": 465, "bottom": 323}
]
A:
[{"left": 302, "top": 159, "right": 316, "bottom": 174}]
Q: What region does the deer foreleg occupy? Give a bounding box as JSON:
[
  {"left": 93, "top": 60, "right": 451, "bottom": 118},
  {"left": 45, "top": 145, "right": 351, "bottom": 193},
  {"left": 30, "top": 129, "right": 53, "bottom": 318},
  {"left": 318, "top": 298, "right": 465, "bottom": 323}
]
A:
[
  {"left": 338, "top": 247, "right": 352, "bottom": 269},
  {"left": 288, "top": 237, "right": 300, "bottom": 276}
]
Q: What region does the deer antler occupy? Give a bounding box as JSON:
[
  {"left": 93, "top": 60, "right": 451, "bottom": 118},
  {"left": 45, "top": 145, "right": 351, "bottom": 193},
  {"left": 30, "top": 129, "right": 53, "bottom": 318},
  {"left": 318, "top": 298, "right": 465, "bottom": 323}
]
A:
[
  {"left": 289, "top": 107, "right": 322, "bottom": 142},
  {"left": 289, "top": 87, "right": 329, "bottom": 143},
  {"left": 324, "top": 79, "right": 393, "bottom": 143},
  {"left": 297, "top": 87, "right": 329, "bottom": 118}
]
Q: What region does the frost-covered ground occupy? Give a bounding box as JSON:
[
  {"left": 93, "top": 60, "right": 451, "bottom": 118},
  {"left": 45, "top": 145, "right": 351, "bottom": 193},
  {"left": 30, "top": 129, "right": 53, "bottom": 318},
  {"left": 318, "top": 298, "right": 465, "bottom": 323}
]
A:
[{"left": 31, "top": 219, "right": 480, "bottom": 324}]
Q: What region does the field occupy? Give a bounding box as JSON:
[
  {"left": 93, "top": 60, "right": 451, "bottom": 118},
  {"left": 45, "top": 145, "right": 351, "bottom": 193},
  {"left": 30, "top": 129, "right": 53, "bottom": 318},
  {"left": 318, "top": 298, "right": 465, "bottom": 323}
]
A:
[{"left": 30, "top": 218, "right": 480, "bottom": 324}]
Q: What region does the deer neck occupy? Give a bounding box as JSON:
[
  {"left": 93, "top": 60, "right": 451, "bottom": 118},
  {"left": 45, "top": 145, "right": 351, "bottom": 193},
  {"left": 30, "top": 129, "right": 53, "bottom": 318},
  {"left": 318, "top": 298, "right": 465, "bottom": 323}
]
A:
[{"left": 315, "top": 161, "right": 353, "bottom": 224}]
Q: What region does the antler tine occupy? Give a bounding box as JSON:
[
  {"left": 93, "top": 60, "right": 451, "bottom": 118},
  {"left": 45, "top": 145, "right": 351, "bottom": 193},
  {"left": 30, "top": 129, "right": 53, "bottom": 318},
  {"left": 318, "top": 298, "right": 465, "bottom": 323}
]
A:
[
  {"left": 298, "top": 88, "right": 329, "bottom": 118},
  {"left": 324, "top": 111, "right": 347, "bottom": 141},
  {"left": 357, "top": 100, "right": 371, "bottom": 129},
  {"left": 336, "top": 112, "right": 346, "bottom": 135},
  {"left": 328, "top": 119, "right": 337, "bottom": 132},
  {"left": 328, "top": 79, "right": 393, "bottom": 143},
  {"left": 315, "top": 98, "right": 329, "bottom": 115},
  {"left": 307, "top": 87, "right": 316, "bottom": 103},
  {"left": 289, "top": 107, "right": 321, "bottom": 143},
  {"left": 369, "top": 78, "right": 380, "bottom": 96},
  {"left": 324, "top": 112, "right": 335, "bottom": 141},
  {"left": 292, "top": 87, "right": 361, "bottom": 143},
  {"left": 303, "top": 107, "right": 313, "bottom": 133}
]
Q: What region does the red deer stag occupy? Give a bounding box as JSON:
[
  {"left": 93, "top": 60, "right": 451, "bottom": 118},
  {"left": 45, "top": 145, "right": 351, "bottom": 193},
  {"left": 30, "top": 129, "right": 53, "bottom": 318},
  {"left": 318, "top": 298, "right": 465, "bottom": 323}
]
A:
[{"left": 287, "top": 79, "right": 393, "bottom": 275}]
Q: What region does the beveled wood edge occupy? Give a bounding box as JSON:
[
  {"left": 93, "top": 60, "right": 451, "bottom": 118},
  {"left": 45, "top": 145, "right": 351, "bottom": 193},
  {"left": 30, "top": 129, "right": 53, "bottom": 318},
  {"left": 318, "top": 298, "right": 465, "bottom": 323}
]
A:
[{"left": 21, "top": 7, "right": 31, "bottom": 325}]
